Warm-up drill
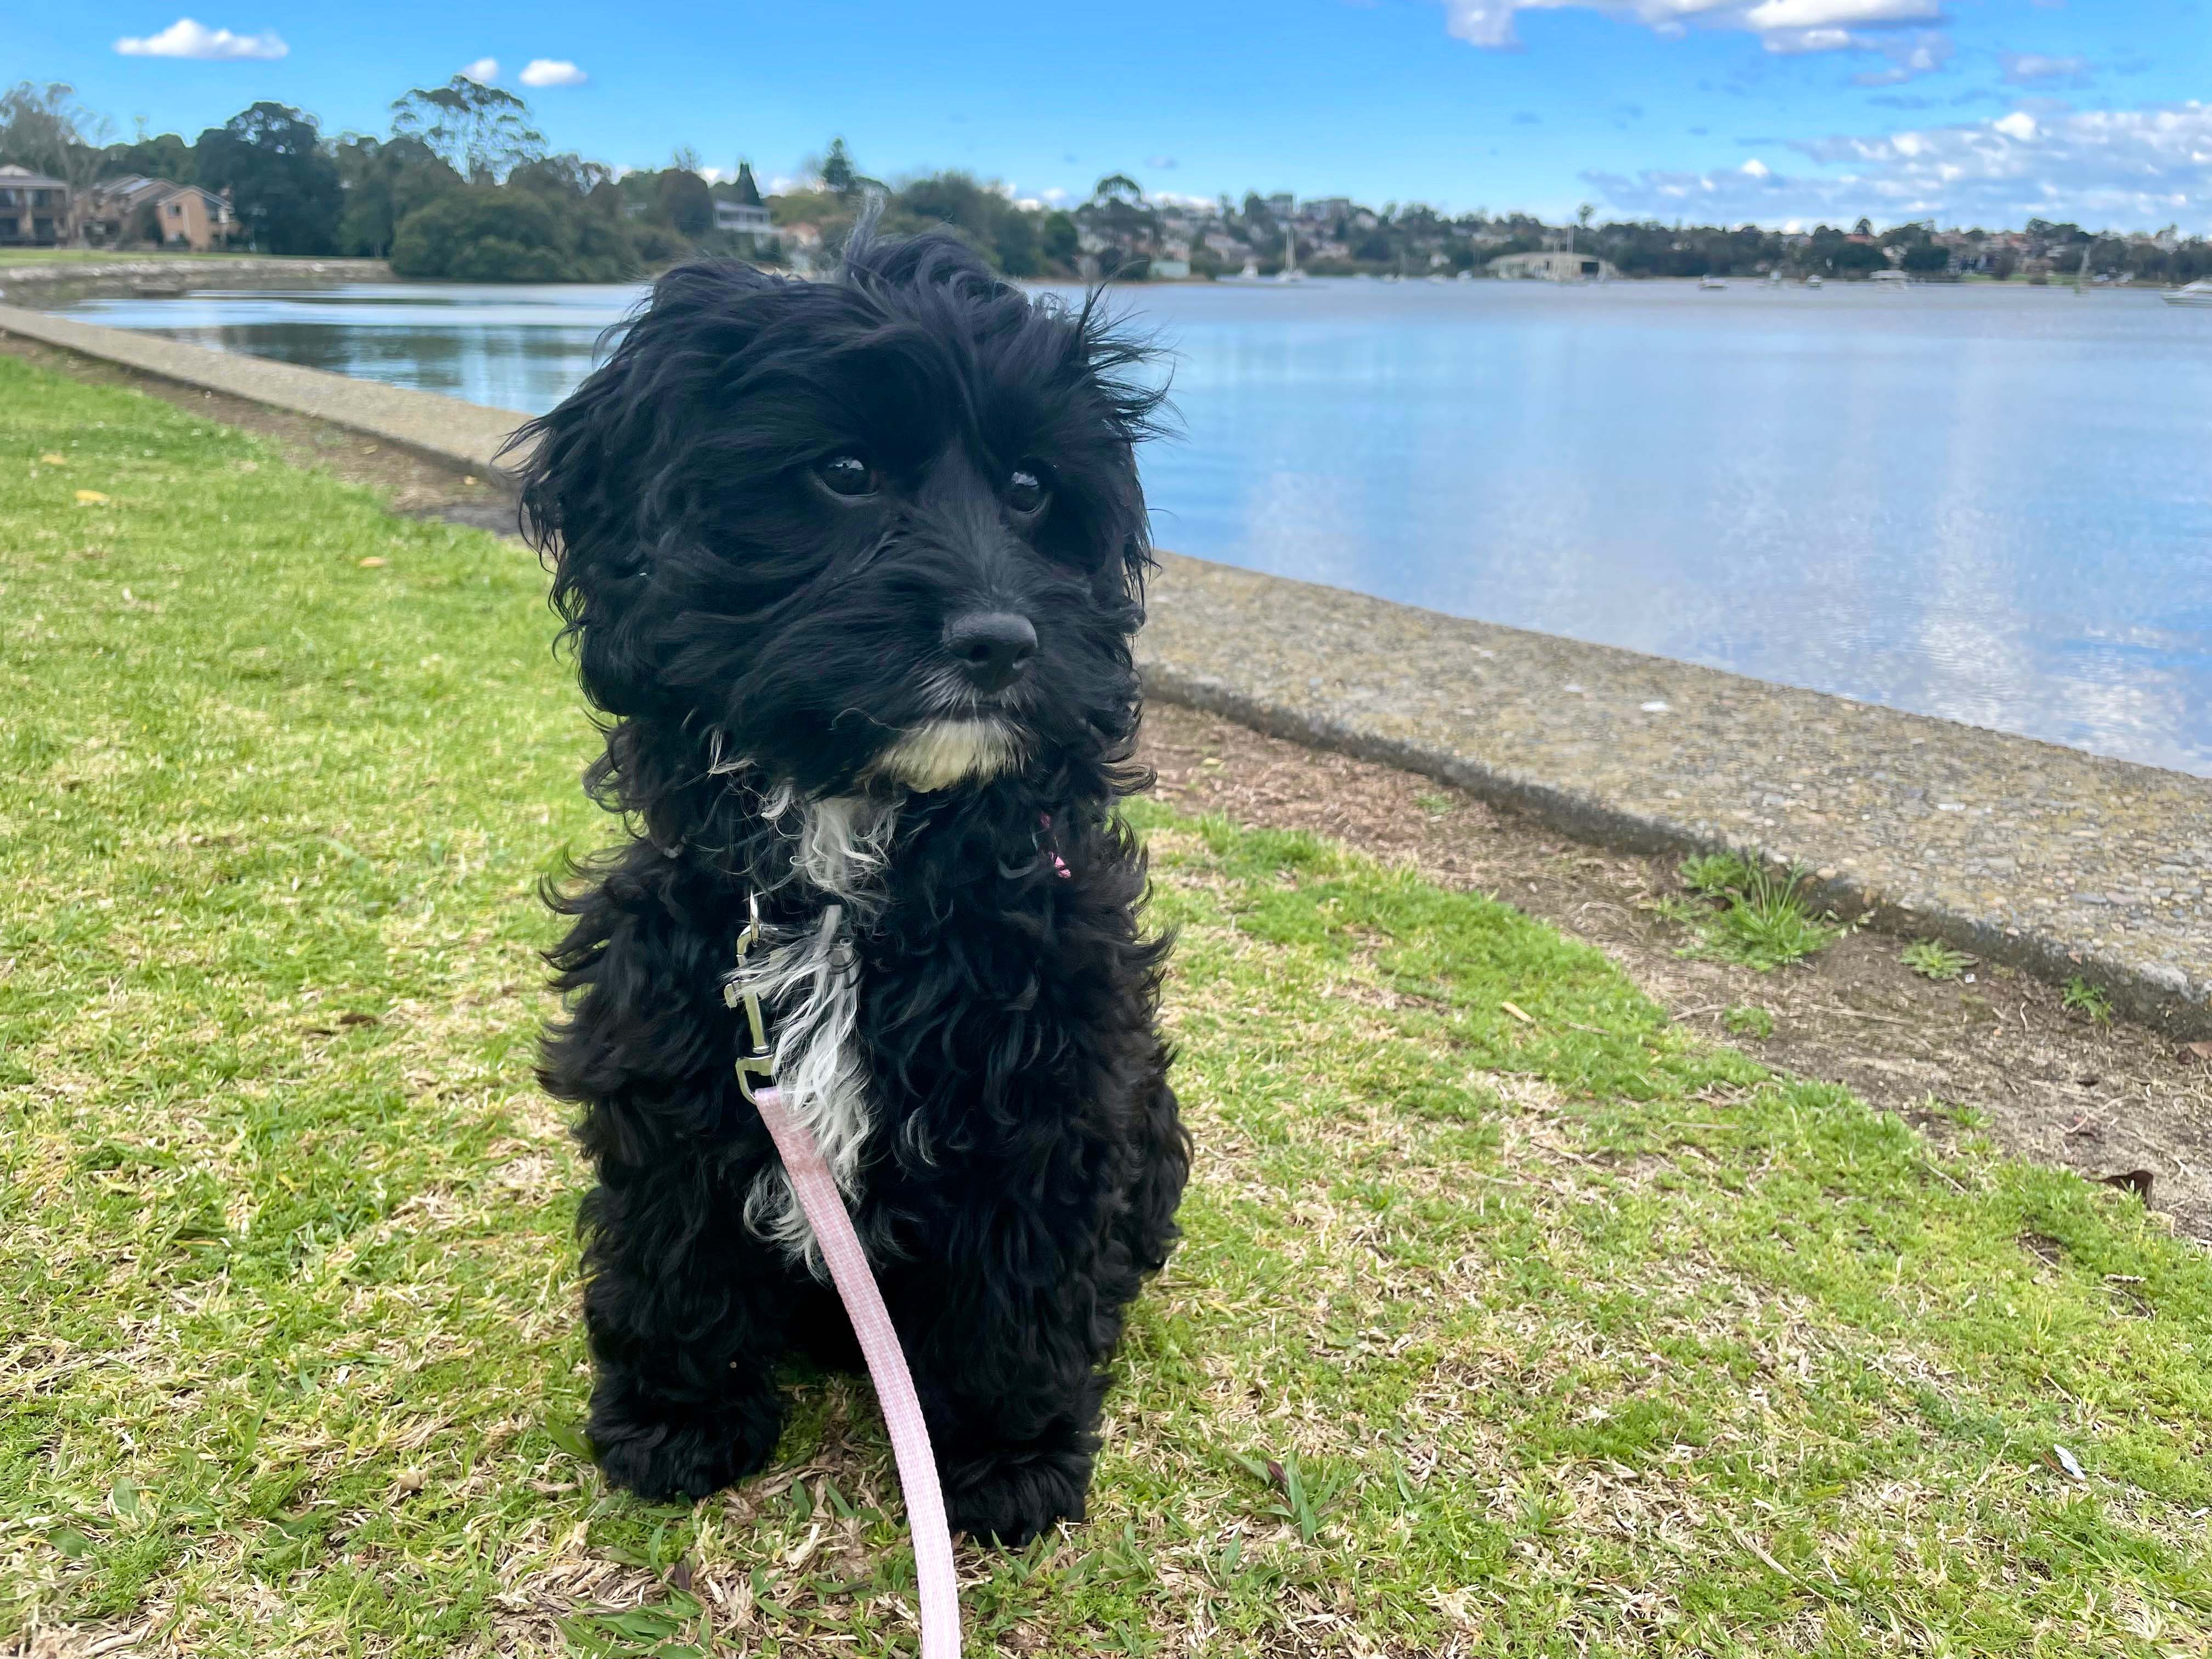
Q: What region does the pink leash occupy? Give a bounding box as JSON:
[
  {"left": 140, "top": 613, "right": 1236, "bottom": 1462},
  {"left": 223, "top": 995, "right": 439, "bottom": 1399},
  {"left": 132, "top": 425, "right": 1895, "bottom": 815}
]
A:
[{"left": 750, "top": 1085, "right": 963, "bottom": 1657}]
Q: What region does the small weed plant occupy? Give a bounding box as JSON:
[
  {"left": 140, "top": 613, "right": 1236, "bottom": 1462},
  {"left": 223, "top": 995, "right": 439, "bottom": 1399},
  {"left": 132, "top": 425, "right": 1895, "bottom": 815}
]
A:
[
  {"left": 2063, "top": 976, "right": 2115, "bottom": 1023},
  {"left": 1723, "top": 1004, "right": 1775, "bottom": 1039},
  {"left": 1903, "top": 939, "right": 1977, "bottom": 981},
  {"left": 1671, "top": 851, "right": 1842, "bottom": 970}
]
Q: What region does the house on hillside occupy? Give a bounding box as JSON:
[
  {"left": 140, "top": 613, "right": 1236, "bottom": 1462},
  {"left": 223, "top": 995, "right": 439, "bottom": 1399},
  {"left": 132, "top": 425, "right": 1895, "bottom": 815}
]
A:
[
  {"left": 0, "top": 166, "right": 71, "bottom": 247},
  {"left": 714, "top": 162, "right": 771, "bottom": 236},
  {"left": 83, "top": 176, "right": 236, "bottom": 251}
]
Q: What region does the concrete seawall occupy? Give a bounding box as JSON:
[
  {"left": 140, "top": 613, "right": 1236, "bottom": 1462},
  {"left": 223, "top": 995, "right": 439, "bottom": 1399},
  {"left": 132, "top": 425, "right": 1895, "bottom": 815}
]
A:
[
  {"left": 7, "top": 301, "right": 2205, "bottom": 1036},
  {"left": 0, "top": 256, "right": 392, "bottom": 308}
]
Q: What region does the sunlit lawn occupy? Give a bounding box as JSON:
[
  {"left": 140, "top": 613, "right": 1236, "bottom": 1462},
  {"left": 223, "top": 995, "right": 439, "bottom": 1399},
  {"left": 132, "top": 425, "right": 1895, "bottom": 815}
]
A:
[{"left": 4, "top": 357, "right": 2209, "bottom": 1656}]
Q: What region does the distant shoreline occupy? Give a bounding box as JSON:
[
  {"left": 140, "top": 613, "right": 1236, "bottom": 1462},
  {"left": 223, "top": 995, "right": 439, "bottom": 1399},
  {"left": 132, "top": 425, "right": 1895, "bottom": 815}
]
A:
[{"left": 0, "top": 255, "right": 393, "bottom": 308}]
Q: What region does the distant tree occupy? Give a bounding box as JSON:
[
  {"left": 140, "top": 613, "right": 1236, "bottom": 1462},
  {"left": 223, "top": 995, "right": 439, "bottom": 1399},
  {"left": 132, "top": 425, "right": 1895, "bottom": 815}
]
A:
[
  {"left": 822, "top": 137, "right": 857, "bottom": 196},
  {"left": 1577, "top": 201, "right": 1594, "bottom": 230},
  {"left": 390, "top": 76, "right": 545, "bottom": 184},
  {"left": 510, "top": 152, "right": 618, "bottom": 204},
  {"left": 390, "top": 184, "right": 639, "bottom": 281},
  {"left": 195, "top": 103, "right": 341, "bottom": 255},
  {"left": 1900, "top": 242, "right": 1951, "bottom": 274},
  {"left": 656, "top": 167, "right": 713, "bottom": 238},
  {"left": 1094, "top": 173, "right": 1144, "bottom": 205},
  {"left": 100, "top": 128, "right": 193, "bottom": 184},
  {"left": 887, "top": 170, "right": 1046, "bottom": 276},
  {"left": 1040, "top": 210, "right": 1078, "bottom": 266},
  {"left": 335, "top": 133, "right": 461, "bottom": 257},
  {"left": 994, "top": 207, "right": 1038, "bottom": 276},
  {"left": 1852, "top": 216, "right": 1874, "bottom": 238},
  {"left": 0, "top": 81, "right": 113, "bottom": 232}
]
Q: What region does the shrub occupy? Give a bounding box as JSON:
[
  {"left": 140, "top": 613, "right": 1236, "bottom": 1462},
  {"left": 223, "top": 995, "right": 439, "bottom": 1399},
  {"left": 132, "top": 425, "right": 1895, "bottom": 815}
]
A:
[{"left": 390, "top": 185, "right": 641, "bottom": 282}]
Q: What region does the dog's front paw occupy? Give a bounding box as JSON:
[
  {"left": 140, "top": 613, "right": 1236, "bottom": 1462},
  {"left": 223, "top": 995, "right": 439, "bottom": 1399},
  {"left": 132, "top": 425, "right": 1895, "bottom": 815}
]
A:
[
  {"left": 944, "top": 1443, "right": 1093, "bottom": 1547},
  {"left": 590, "top": 1394, "right": 781, "bottom": 1503}
]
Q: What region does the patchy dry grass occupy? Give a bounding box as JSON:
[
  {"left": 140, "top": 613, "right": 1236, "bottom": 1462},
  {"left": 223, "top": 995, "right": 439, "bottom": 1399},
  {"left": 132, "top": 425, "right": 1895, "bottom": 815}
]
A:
[{"left": 4, "top": 359, "right": 2211, "bottom": 1657}]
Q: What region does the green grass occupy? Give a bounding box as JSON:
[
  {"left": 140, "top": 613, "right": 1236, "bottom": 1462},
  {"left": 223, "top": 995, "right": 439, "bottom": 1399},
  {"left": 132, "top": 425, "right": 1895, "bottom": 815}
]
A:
[
  {"left": 1902, "top": 940, "right": 1977, "bottom": 983},
  {"left": 1722, "top": 1004, "right": 1775, "bottom": 1040},
  {"left": 1672, "top": 851, "right": 1844, "bottom": 970},
  {"left": 4, "top": 357, "right": 2211, "bottom": 1656}
]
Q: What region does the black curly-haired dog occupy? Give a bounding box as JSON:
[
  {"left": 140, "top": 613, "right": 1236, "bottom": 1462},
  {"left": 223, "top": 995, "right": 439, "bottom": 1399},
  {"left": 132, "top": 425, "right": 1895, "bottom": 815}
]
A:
[{"left": 510, "top": 227, "right": 1189, "bottom": 1545}]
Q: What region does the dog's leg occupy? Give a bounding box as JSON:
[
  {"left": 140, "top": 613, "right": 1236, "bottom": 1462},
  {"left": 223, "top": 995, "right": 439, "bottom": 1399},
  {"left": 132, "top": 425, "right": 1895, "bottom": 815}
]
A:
[
  {"left": 579, "top": 1165, "right": 794, "bottom": 1502},
  {"left": 902, "top": 1074, "right": 1189, "bottom": 1546},
  {"left": 909, "top": 1296, "right": 1116, "bottom": 1548},
  {"left": 1118, "top": 1071, "right": 1192, "bottom": 1277}
]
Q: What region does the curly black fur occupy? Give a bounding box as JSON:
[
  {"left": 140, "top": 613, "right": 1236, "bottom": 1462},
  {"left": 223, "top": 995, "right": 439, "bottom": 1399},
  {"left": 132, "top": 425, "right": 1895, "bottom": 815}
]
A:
[{"left": 508, "top": 226, "right": 1189, "bottom": 1544}]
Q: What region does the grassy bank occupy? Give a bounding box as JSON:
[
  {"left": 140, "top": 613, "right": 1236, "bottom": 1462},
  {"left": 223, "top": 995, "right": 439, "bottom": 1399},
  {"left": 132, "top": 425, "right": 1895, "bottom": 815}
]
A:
[{"left": 3, "top": 357, "right": 2208, "bottom": 1657}]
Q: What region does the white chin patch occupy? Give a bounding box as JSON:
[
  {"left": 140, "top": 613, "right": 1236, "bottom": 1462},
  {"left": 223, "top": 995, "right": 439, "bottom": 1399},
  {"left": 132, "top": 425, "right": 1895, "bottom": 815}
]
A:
[{"left": 870, "top": 718, "right": 1022, "bottom": 792}]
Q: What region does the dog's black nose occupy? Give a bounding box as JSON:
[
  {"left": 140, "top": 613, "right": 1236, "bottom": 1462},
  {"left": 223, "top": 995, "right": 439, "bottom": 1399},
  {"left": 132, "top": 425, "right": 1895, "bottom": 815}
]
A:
[{"left": 944, "top": 611, "right": 1037, "bottom": 692}]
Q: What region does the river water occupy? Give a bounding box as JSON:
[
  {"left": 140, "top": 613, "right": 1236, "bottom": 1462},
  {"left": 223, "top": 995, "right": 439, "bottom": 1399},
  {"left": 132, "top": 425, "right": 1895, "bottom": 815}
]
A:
[{"left": 63, "top": 277, "right": 2212, "bottom": 776}]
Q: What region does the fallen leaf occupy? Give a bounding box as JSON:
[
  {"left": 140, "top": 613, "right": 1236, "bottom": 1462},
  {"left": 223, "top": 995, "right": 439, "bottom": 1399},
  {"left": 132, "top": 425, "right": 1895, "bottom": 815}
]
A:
[
  {"left": 336, "top": 1010, "right": 381, "bottom": 1027},
  {"left": 75, "top": 489, "right": 110, "bottom": 505},
  {"left": 1500, "top": 1001, "right": 1535, "bottom": 1025},
  {"left": 2052, "top": 1445, "right": 2086, "bottom": 1482},
  {"left": 40, "top": 452, "right": 66, "bottom": 465},
  {"left": 2099, "top": 1169, "right": 2154, "bottom": 1201},
  {"left": 358, "top": 556, "right": 387, "bottom": 568},
  {"left": 2184, "top": 1041, "right": 2212, "bottom": 1063},
  {"left": 393, "top": 1468, "right": 425, "bottom": 1494},
  {"left": 668, "top": 1558, "right": 694, "bottom": 1592}
]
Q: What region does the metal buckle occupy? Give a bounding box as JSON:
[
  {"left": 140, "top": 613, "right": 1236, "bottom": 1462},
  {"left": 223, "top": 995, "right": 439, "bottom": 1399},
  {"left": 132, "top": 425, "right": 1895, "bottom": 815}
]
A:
[{"left": 727, "top": 890, "right": 776, "bottom": 1103}]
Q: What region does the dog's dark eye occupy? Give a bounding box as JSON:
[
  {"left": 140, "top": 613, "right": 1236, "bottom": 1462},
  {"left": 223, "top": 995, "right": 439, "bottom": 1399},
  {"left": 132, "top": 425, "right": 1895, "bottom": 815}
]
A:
[
  {"left": 1005, "top": 465, "right": 1049, "bottom": 517},
  {"left": 815, "top": 454, "right": 879, "bottom": 499}
]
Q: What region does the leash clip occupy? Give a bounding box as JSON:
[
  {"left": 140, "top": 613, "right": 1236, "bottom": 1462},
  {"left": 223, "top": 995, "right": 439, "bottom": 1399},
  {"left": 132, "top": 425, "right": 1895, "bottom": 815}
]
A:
[{"left": 727, "top": 890, "right": 775, "bottom": 1104}]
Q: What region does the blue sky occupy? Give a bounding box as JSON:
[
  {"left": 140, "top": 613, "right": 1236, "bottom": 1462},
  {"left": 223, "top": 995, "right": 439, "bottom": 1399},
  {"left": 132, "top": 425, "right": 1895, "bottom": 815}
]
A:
[{"left": 25, "top": 2, "right": 2212, "bottom": 229}]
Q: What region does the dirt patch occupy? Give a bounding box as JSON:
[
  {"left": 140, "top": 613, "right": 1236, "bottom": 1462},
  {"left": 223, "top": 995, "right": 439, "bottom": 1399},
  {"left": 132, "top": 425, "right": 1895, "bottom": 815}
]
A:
[{"left": 1141, "top": 703, "right": 2212, "bottom": 1242}]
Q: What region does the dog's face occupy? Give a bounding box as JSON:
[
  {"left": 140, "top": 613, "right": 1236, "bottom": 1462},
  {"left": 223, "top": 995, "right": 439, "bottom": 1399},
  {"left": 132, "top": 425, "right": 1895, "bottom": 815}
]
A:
[{"left": 516, "top": 233, "right": 1163, "bottom": 799}]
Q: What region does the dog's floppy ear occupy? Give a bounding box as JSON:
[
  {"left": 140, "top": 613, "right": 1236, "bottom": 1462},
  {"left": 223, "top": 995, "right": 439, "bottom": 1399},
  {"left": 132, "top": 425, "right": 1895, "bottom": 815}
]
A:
[{"left": 503, "top": 261, "right": 785, "bottom": 713}]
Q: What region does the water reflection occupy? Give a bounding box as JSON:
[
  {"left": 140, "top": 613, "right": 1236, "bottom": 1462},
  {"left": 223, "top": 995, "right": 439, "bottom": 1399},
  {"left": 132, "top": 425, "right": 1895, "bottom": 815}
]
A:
[{"left": 63, "top": 278, "right": 2212, "bottom": 775}]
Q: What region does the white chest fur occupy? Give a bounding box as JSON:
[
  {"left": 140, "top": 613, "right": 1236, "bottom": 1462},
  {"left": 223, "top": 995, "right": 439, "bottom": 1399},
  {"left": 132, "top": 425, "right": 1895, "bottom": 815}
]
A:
[{"left": 729, "top": 794, "right": 900, "bottom": 1269}]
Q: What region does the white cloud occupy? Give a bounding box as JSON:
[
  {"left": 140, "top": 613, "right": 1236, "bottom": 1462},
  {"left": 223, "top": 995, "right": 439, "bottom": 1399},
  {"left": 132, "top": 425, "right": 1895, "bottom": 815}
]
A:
[
  {"left": 1585, "top": 100, "right": 2212, "bottom": 228},
  {"left": 114, "top": 17, "right": 287, "bottom": 60},
  {"left": 2001, "top": 51, "right": 2091, "bottom": 85},
  {"left": 1438, "top": 0, "right": 1936, "bottom": 53},
  {"left": 459, "top": 57, "right": 498, "bottom": 82},
  {"left": 517, "top": 58, "right": 586, "bottom": 87},
  {"left": 1741, "top": 156, "right": 1773, "bottom": 176},
  {"left": 1742, "top": 0, "right": 1932, "bottom": 25}
]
